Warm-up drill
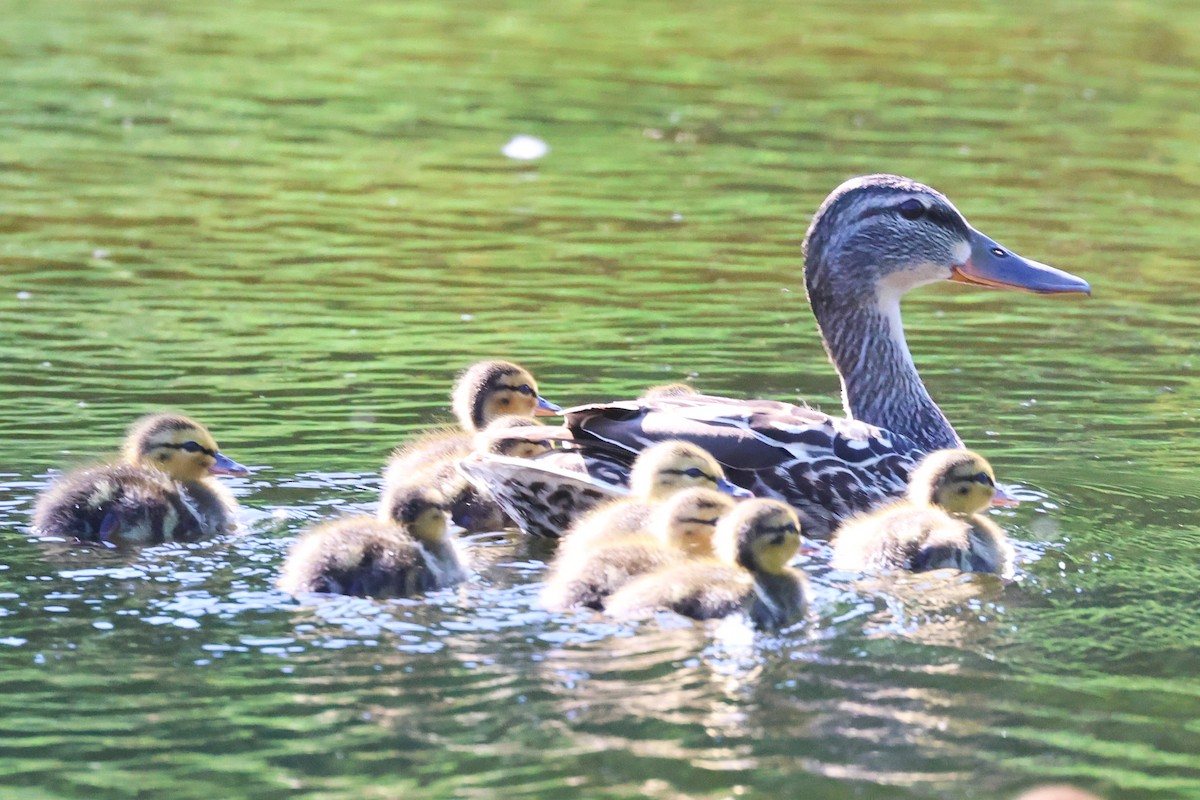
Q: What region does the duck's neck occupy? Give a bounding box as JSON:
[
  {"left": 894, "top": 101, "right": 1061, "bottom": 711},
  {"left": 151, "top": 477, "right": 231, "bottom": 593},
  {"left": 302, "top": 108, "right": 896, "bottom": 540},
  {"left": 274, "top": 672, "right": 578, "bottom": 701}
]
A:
[{"left": 812, "top": 287, "right": 963, "bottom": 451}]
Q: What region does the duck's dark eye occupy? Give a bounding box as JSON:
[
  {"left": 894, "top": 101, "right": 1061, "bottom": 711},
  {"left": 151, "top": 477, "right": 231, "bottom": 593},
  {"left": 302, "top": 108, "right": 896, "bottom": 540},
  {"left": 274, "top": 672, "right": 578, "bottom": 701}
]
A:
[
  {"left": 897, "top": 198, "right": 925, "bottom": 220},
  {"left": 180, "top": 441, "right": 204, "bottom": 453},
  {"left": 682, "top": 467, "right": 705, "bottom": 479},
  {"left": 516, "top": 385, "right": 535, "bottom": 396},
  {"left": 958, "top": 486, "right": 971, "bottom": 495},
  {"left": 972, "top": 471, "right": 995, "bottom": 486}
]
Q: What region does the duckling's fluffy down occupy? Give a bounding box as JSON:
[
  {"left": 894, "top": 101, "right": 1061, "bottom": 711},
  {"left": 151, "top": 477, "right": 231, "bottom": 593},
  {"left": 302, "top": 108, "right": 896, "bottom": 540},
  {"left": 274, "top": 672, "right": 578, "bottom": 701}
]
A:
[
  {"left": 278, "top": 517, "right": 438, "bottom": 598},
  {"left": 541, "top": 534, "right": 679, "bottom": 612},
  {"left": 32, "top": 464, "right": 208, "bottom": 544},
  {"left": 604, "top": 560, "right": 755, "bottom": 621},
  {"left": 830, "top": 505, "right": 1013, "bottom": 575}
]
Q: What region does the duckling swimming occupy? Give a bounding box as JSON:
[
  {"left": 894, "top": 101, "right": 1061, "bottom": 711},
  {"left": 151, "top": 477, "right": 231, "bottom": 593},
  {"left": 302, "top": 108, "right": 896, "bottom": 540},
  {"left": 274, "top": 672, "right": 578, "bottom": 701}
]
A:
[
  {"left": 830, "top": 448, "right": 1014, "bottom": 576},
  {"left": 32, "top": 413, "right": 247, "bottom": 545},
  {"left": 542, "top": 487, "right": 734, "bottom": 612},
  {"left": 640, "top": 383, "right": 697, "bottom": 400},
  {"left": 605, "top": 498, "right": 808, "bottom": 629},
  {"left": 559, "top": 439, "right": 750, "bottom": 554},
  {"left": 383, "top": 360, "right": 558, "bottom": 531},
  {"left": 473, "top": 415, "right": 554, "bottom": 460},
  {"left": 278, "top": 486, "right": 465, "bottom": 598}
]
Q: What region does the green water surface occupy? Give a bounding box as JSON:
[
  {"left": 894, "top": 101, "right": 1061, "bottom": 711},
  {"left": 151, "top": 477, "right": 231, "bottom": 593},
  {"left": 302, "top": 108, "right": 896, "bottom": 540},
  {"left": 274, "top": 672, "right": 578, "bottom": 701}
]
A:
[{"left": 1, "top": 1, "right": 1199, "bottom": 798}]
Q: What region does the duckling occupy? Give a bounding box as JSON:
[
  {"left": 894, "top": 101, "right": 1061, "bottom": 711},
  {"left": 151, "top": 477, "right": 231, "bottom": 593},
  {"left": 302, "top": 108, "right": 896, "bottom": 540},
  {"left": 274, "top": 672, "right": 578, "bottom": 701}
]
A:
[
  {"left": 278, "top": 486, "right": 465, "bottom": 598},
  {"left": 383, "top": 360, "right": 558, "bottom": 532},
  {"left": 377, "top": 483, "right": 469, "bottom": 587},
  {"left": 559, "top": 439, "right": 751, "bottom": 555},
  {"left": 473, "top": 415, "right": 554, "bottom": 459},
  {"left": 542, "top": 487, "right": 734, "bottom": 612},
  {"left": 31, "top": 413, "right": 247, "bottom": 545},
  {"left": 830, "top": 449, "right": 1014, "bottom": 576},
  {"left": 640, "top": 383, "right": 697, "bottom": 400},
  {"left": 605, "top": 498, "right": 809, "bottom": 629}
]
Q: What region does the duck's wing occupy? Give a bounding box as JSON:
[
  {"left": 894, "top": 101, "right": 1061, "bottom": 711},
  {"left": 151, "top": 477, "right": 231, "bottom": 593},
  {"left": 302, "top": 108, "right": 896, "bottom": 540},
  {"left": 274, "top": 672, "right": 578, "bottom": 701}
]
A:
[
  {"left": 457, "top": 452, "right": 631, "bottom": 538},
  {"left": 565, "top": 394, "right": 923, "bottom": 538}
]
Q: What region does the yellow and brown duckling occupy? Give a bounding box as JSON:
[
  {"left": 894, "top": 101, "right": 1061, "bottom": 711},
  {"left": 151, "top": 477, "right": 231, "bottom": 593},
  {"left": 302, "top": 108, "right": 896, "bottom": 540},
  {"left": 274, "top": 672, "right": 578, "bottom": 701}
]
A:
[
  {"left": 278, "top": 486, "right": 465, "bottom": 598},
  {"left": 640, "top": 382, "right": 697, "bottom": 400},
  {"left": 830, "top": 449, "right": 1014, "bottom": 576},
  {"left": 473, "top": 415, "right": 554, "bottom": 460},
  {"left": 542, "top": 487, "right": 734, "bottom": 612},
  {"left": 31, "top": 413, "right": 247, "bottom": 545},
  {"left": 605, "top": 498, "right": 808, "bottom": 629},
  {"left": 559, "top": 439, "right": 751, "bottom": 555},
  {"left": 383, "top": 360, "right": 558, "bottom": 532}
]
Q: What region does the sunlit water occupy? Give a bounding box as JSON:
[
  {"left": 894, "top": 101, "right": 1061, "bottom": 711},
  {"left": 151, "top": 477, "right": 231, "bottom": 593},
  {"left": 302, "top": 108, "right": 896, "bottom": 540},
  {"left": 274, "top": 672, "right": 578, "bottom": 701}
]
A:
[{"left": 2, "top": 0, "right": 1199, "bottom": 798}]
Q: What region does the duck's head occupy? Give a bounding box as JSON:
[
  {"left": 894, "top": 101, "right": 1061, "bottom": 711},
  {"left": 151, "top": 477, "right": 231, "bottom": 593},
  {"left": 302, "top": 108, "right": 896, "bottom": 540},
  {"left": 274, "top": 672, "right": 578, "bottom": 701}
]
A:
[
  {"left": 385, "top": 485, "right": 450, "bottom": 545},
  {"left": 715, "top": 498, "right": 802, "bottom": 574},
  {"left": 122, "top": 413, "right": 248, "bottom": 482},
  {"left": 475, "top": 415, "right": 552, "bottom": 459},
  {"left": 451, "top": 360, "right": 560, "bottom": 433},
  {"left": 629, "top": 440, "right": 752, "bottom": 500},
  {"left": 908, "top": 448, "right": 996, "bottom": 515},
  {"left": 803, "top": 174, "right": 1090, "bottom": 310},
  {"left": 651, "top": 487, "right": 735, "bottom": 557}
]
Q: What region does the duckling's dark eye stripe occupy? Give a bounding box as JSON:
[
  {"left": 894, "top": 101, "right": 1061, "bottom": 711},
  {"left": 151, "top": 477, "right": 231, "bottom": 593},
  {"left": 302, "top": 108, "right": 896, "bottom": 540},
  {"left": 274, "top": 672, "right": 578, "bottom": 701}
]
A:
[
  {"left": 160, "top": 442, "right": 218, "bottom": 458},
  {"left": 497, "top": 383, "right": 536, "bottom": 396},
  {"left": 663, "top": 469, "right": 715, "bottom": 481},
  {"left": 756, "top": 524, "right": 799, "bottom": 537},
  {"left": 676, "top": 516, "right": 721, "bottom": 526},
  {"left": 972, "top": 471, "right": 995, "bottom": 487}
]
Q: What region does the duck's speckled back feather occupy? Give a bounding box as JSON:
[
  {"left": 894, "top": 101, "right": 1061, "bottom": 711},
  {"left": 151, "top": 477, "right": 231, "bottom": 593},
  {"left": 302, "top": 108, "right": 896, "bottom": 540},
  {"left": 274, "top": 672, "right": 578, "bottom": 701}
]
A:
[
  {"left": 564, "top": 393, "right": 924, "bottom": 537},
  {"left": 457, "top": 452, "right": 630, "bottom": 538}
]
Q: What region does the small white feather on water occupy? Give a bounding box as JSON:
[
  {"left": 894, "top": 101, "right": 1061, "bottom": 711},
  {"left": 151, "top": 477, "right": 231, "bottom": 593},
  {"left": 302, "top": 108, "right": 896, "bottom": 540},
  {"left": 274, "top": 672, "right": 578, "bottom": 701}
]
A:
[{"left": 502, "top": 134, "right": 549, "bottom": 160}]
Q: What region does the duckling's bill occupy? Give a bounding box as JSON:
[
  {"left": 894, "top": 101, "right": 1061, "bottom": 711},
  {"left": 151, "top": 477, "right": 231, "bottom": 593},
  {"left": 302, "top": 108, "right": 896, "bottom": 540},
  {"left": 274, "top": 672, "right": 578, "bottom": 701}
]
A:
[
  {"left": 535, "top": 396, "right": 562, "bottom": 416},
  {"left": 717, "top": 477, "right": 753, "bottom": 499},
  {"left": 950, "top": 227, "right": 1090, "bottom": 295},
  {"left": 991, "top": 482, "right": 1020, "bottom": 507},
  {"left": 209, "top": 452, "right": 249, "bottom": 476}
]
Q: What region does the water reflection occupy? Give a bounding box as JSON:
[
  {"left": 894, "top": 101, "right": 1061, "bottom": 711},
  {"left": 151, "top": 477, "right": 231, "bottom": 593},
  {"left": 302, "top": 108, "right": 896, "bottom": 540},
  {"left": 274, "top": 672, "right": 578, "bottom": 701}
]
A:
[{"left": 3, "top": 0, "right": 1200, "bottom": 796}]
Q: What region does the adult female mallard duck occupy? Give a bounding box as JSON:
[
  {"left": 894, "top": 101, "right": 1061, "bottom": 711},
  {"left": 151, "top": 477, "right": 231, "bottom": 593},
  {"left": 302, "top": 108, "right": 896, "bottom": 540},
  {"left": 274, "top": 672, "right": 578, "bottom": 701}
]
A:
[
  {"left": 605, "top": 498, "right": 809, "bottom": 629},
  {"left": 383, "top": 360, "right": 559, "bottom": 532},
  {"left": 460, "top": 438, "right": 749, "bottom": 539},
  {"left": 468, "top": 174, "right": 1089, "bottom": 538},
  {"left": 278, "top": 486, "right": 466, "bottom": 598},
  {"left": 541, "top": 486, "right": 734, "bottom": 611},
  {"left": 32, "top": 413, "right": 248, "bottom": 545},
  {"left": 830, "top": 448, "right": 1014, "bottom": 576}
]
